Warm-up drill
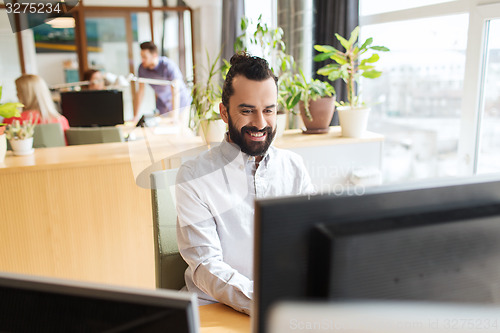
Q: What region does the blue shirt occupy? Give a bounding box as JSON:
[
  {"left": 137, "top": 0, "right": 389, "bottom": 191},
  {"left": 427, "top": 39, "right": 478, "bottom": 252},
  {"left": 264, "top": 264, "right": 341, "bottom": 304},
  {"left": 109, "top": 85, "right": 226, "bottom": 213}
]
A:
[{"left": 138, "top": 56, "right": 191, "bottom": 114}]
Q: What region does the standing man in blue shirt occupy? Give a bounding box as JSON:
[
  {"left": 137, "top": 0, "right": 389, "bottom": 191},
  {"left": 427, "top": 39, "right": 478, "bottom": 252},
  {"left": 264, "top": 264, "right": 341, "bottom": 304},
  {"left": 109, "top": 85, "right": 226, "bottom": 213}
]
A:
[{"left": 134, "top": 41, "right": 190, "bottom": 120}]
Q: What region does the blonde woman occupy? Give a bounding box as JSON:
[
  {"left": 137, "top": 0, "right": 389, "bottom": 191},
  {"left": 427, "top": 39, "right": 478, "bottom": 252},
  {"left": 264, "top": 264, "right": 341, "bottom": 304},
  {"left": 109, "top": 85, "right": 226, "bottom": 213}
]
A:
[{"left": 3, "top": 74, "right": 69, "bottom": 133}]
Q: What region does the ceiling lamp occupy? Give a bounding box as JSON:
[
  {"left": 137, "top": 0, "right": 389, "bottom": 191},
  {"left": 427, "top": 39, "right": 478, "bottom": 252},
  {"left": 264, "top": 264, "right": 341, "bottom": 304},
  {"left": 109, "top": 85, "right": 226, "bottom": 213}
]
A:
[{"left": 45, "top": 17, "right": 75, "bottom": 29}]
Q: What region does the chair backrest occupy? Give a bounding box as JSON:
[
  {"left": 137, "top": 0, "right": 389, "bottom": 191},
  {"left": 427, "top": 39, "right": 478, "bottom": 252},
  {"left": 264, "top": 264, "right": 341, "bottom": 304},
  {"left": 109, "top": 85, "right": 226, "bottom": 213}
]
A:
[
  {"left": 65, "top": 126, "right": 124, "bottom": 145},
  {"left": 33, "top": 123, "right": 66, "bottom": 148},
  {"left": 150, "top": 168, "right": 188, "bottom": 290}
]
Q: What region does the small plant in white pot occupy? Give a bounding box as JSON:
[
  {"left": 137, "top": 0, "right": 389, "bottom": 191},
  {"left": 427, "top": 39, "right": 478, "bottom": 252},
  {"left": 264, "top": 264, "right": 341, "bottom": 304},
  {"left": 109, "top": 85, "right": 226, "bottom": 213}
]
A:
[
  {"left": 5, "top": 118, "right": 36, "bottom": 156},
  {"left": 314, "top": 26, "right": 389, "bottom": 137}
]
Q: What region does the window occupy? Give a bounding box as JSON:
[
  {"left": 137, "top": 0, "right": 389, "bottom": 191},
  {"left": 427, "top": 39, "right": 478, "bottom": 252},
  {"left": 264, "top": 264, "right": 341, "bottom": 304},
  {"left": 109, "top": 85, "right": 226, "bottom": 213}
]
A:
[{"left": 360, "top": 0, "right": 500, "bottom": 184}]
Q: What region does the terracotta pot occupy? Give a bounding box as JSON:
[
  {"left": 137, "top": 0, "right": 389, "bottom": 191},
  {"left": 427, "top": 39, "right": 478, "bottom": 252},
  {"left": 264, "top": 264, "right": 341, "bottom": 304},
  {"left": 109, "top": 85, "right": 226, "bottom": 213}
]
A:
[{"left": 299, "top": 97, "right": 335, "bottom": 134}]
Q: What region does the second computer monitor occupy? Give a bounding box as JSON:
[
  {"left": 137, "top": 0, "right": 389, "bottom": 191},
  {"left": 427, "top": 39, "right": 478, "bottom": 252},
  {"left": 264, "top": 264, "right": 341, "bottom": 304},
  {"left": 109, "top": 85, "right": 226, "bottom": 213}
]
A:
[{"left": 254, "top": 175, "right": 500, "bottom": 333}]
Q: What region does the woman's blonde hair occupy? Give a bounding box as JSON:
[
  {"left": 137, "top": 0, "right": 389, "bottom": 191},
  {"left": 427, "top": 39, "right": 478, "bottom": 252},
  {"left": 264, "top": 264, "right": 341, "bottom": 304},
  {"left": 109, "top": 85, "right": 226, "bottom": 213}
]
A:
[{"left": 15, "top": 74, "right": 61, "bottom": 121}]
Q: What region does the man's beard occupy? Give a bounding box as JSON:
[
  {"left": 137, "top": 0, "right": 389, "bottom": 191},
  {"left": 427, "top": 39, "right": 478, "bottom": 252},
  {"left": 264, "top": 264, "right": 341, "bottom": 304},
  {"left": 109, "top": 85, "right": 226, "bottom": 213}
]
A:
[{"left": 227, "top": 112, "right": 276, "bottom": 157}]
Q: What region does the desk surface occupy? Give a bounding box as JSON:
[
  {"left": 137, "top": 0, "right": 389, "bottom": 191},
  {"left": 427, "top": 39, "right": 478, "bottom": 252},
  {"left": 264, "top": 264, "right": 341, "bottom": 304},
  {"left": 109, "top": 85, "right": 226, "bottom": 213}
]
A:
[
  {"left": 199, "top": 303, "right": 250, "bottom": 333},
  {"left": 0, "top": 126, "right": 382, "bottom": 172}
]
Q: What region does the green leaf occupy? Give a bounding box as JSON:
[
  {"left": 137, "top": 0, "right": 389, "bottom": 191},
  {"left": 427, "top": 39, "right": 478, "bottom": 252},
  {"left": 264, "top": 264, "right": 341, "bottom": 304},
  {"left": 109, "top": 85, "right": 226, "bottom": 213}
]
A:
[
  {"left": 313, "top": 52, "right": 335, "bottom": 62},
  {"left": 330, "top": 54, "right": 347, "bottom": 65},
  {"left": 314, "top": 44, "right": 338, "bottom": 53},
  {"left": 316, "top": 63, "right": 340, "bottom": 76},
  {"left": 0, "top": 102, "right": 23, "bottom": 118},
  {"left": 362, "top": 70, "right": 382, "bottom": 79},
  {"left": 370, "top": 46, "right": 390, "bottom": 52},
  {"left": 348, "top": 26, "right": 360, "bottom": 46},
  {"left": 335, "top": 33, "right": 351, "bottom": 51},
  {"left": 358, "top": 64, "right": 375, "bottom": 70},
  {"left": 0, "top": 86, "right": 2, "bottom": 100},
  {"left": 240, "top": 17, "right": 248, "bottom": 31},
  {"left": 289, "top": 92, "right": 301, "bottom": 109},
  {"left": 363, "top": 53, "right": 380, "bottom": 63},
  {"left": 359, "top": 37, "right": 373, "bottom": 51}
]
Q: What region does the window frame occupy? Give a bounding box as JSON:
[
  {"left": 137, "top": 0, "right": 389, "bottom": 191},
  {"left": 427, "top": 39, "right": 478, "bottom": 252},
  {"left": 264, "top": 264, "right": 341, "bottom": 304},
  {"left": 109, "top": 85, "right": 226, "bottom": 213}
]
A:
[{"left": 360, "top": 0, "right": 500, "bottom": 177}]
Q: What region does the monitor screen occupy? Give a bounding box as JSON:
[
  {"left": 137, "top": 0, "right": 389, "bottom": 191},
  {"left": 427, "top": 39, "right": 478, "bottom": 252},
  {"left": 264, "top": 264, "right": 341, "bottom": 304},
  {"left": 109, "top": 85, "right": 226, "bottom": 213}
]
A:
[
  {"left": 60, "top": 89, "right": 124, "bottom": 127},
  {"left": 253, "top": 175, "right": 500, "bottom": 333},
  {"left": 0, "top": 272, "right": 199, "bottom": 332}
]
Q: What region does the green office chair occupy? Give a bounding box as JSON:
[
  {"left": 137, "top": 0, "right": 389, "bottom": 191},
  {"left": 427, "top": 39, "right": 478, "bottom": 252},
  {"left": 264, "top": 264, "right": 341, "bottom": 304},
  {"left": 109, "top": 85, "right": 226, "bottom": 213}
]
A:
[
  {"left": 33, "top": 123, "right": 66, "bottom": 148},
  {"left": 150, "top": 169, "right": 188, "bottom": 290},
  {"left": 65, "top": 126, "right": 124, "bottom": 145}
]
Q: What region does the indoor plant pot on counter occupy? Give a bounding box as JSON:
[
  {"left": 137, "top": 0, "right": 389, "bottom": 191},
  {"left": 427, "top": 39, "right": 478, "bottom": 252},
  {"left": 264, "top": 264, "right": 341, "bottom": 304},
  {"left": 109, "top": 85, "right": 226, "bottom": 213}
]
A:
[
  {"left": 189, "top": 51, "right": 227, "bottom": 145},
  {"left": 314, "top": 26, "right": 389, "bottom": 138},
  {"left": 283, "top": 70, "right": 336, "bottom": 134},
  {"left": 5, "top": 118, "right": 35, "bottom": 156}
]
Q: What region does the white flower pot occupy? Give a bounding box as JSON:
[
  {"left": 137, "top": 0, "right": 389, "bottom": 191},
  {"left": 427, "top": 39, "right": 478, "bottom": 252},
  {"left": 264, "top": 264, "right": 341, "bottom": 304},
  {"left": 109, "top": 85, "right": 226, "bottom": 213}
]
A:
[
  {"left": 0, "top": 133, "right": 6, "bottom": 163},
  {"left": 337, "top": 106, "right": 371, "bottom": 138},
  {"left": 199, "top": 119, "right": 227, "bottom": 145},
  {"left": 9, "top": 137, "right": 34, "bottom": 156},
  {"left": 275, "top": 112, "right": 287, "bottom": 139}
]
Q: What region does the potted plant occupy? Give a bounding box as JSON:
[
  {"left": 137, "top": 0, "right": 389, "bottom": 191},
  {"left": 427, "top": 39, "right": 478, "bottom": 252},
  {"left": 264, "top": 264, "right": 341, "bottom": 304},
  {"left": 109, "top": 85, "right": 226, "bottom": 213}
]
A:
[
  {"left": 282, "top": 70, "right": 336, "bottom": 134},
  {"left": 235, "top": 15, "right": 296, "bottom": 137},
  {"left": 189, "top": 50, "right": 227, "bottom": 145},
  {"left": 5, "top": 118, "right": 36, "bottom": 156},
  {"left": 314, "top": 26, "right": 389, "bottom": 137},
  {"left": 0, "top": 86, "right": 23, "bottom": 162}
]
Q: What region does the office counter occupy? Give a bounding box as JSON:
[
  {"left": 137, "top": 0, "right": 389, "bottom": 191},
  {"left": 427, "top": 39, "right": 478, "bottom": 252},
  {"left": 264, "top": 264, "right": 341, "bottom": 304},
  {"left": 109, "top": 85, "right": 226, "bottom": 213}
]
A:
[
  {"left": 0, "top": 126, "right": 382, "bottom": 288},
  {"left": 0, "top": 132, "right": 202, "bottom": 289}
]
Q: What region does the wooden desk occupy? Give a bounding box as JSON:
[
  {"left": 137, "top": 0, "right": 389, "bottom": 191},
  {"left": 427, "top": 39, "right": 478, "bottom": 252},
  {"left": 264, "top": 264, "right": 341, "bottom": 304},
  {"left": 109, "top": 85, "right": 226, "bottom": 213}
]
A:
[
  {"left": 0, "top": 126, "right": 382, "bottom": 288},
  {"left": 199, "top": 303, "right": 250, "bottom": 333},
  {"left": 0, "top": 131, "right": 203, "bottom": 288}
]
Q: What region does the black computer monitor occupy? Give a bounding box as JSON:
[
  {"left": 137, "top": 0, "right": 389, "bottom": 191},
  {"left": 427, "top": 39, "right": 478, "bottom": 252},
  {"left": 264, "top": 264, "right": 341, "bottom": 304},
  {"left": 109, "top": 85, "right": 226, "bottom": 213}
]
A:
[
  {"left": 254, "top": 175, "right": 500, "bottom": 333},
  {"left": 60, "top": 89, "right": 124, "bottom": 127},
  {"left": 0, "top": 272, "right": 199, "bottom": 332}
]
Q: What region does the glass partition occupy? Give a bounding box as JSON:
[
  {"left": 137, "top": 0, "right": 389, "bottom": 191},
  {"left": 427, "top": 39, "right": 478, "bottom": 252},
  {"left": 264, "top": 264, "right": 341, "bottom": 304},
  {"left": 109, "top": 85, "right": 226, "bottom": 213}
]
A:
[{"left": 477, "top": 19, "right": 500, "bottom": 174}]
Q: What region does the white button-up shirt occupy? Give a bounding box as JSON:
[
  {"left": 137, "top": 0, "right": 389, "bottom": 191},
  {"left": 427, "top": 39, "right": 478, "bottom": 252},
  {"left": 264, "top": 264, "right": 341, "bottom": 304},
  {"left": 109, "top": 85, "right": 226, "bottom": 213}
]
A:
[{"left": 175, "top": 136, "right": 314, "bottom": 314}]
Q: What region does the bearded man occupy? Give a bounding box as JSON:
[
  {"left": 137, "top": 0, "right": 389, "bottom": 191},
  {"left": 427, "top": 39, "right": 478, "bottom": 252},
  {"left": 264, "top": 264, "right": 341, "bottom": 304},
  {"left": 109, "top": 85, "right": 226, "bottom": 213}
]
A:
[{"left": 175, "top": 53, "right": 314, "bottom": 314}]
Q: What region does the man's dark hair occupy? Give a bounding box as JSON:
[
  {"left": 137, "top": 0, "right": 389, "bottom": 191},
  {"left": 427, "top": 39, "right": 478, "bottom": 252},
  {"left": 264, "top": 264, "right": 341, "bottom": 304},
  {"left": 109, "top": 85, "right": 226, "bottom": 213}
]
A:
[
  {"left": 140, "top": 41, "right": 158, "bottom": 54},
  {"left": 222, "top": 52, "right": 278, "bottom": 108},
  {"left": 83, "top": 69, "right": 99, "bottom": 82}
]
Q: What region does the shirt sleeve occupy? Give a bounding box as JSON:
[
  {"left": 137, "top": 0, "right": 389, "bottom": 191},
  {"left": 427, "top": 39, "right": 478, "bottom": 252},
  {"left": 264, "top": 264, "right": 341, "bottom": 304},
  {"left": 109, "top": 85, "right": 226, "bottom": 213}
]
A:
[{"left": 175, "top": 167, "right": 253, "bottom": 314}]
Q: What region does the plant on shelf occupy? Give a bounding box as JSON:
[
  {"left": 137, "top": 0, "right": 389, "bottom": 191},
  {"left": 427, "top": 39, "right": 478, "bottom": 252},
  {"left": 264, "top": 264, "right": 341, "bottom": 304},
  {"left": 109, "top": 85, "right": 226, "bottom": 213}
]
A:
[
  {"left": 281, "top": 70, "right": 336, "bottom": 134},
  {"left": 283, "top": 70, "right": 336, "bottom": 121},
  {"left": 189, "top": 50, "right": 227, "bottom": 144},
  {"left": 313, "top": 26, "right": 389, "bottom": 107},
  {"left": 313, "top": 26, "right": 389, "bottom": 137},
  {"left": 5, "top": 118, "right": 36, "bottom": 156}
]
